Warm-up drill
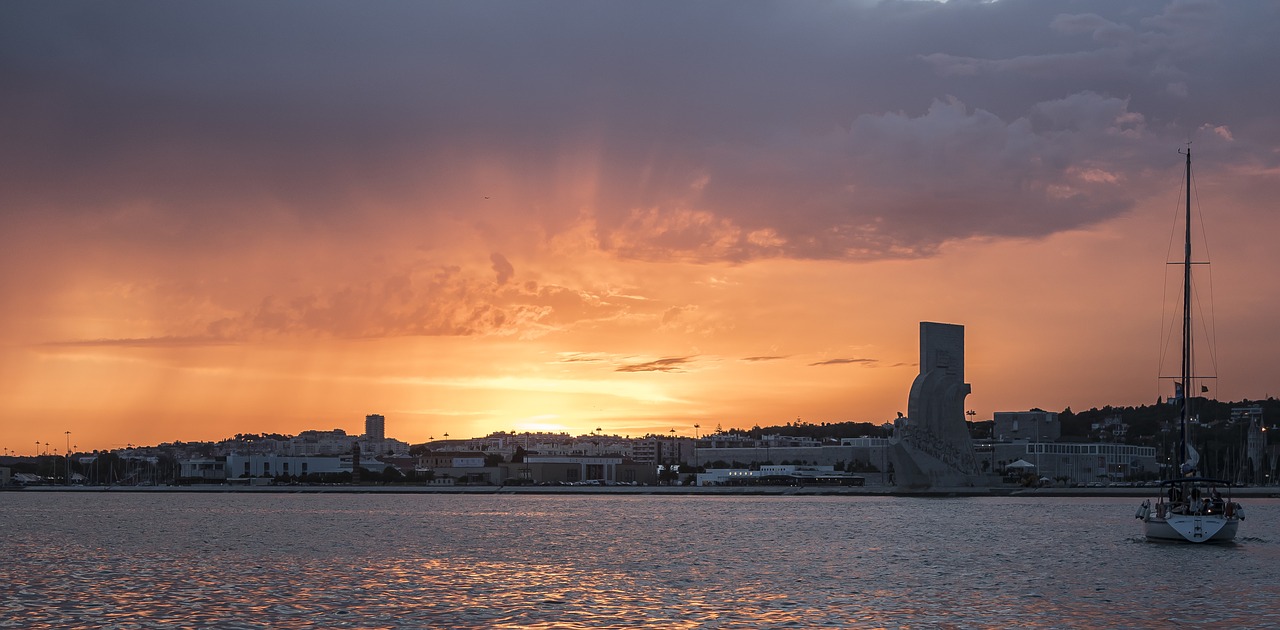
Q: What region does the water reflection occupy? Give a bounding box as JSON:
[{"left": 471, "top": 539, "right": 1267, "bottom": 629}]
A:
[{"left": 1, "top": 494, "right": 1278, "bottom": 628}]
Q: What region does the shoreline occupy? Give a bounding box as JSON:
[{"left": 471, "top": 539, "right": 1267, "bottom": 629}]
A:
[{"left": 10, "top": 484, "right": 1280, "bottom": 498}]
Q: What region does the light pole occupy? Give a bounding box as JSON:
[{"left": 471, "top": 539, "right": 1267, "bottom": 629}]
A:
[
  {"left": 669, "top": 428, "right": 678, "bottom": 483},
  {"left": 65, "top": 431, "right": 71, "bottom": 485},
  {"left": 693, "top": 424, "right": 700, "bottom": 469}
]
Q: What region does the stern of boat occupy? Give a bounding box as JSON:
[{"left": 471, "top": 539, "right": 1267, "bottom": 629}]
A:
[{"left": 1143, "top": 513, "right": 1238, "bottom": 543}]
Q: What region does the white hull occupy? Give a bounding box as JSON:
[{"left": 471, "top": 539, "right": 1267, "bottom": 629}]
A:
[{"left": 1143, "top": 514, "right": 1238, "bottom": 543}]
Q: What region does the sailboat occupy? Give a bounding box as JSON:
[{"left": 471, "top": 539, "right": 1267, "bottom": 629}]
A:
[{"left": 1135, "top": 148, "right": 1244, "bottom": 543}]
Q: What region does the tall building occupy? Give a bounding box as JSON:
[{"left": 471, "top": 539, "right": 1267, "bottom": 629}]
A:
[{"left": 365, "top": 414, "right": 385, "bottom": 441}]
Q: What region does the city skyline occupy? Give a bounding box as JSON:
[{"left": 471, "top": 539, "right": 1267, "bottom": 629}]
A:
[{"left": 3, "top": 1, "right": 1280, "bottom": 452}]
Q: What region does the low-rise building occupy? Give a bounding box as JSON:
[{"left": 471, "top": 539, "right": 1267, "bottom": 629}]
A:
[
  {"left": 179, "top": 458, "right": 227, "bottom": 481},
  {"left": 696, "top": 465, "right": 865, "bottom": 486},
  {"left": 980, "top": 441, "right": 1157, "bottom": 483},
  {"left": 994, "top": 410, "right": 1060, "bottom": 442},
  {"left": 223, "top": 454, "right": 350, "bottom": 479}
]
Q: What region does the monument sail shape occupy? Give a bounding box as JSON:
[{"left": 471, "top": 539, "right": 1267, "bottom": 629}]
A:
[{"left": 890, "top": 322, "right": 985, "bottom": 489}]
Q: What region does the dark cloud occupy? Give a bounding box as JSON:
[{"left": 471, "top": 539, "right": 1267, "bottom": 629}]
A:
[
  {"left": 2, "top": 1, "right": 1276, "bottom": 263},
  {"left": 809, "top": 358, "right": 878, "bottom": 367},
  {"left": 555, "top": 353, "right": 612, "bottom": 364},
  {"left": 616, "top": 357, "right": 694, "bottom": 373},
  {"left": 490, "top": 253, "right": 514, "bottom": 286}
]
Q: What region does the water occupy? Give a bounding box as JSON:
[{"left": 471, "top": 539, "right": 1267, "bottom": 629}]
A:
[{"left": 3, "top": 492, "right": 1279, "bottom": 628}]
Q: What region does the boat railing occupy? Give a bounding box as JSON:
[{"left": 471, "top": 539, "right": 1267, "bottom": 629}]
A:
[{"left": 1152, "top": 477, "right": 1239, "bottom": 519}]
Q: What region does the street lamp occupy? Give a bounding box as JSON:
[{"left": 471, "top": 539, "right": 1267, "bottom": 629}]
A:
[
  {"left": 670, "top": 428, "right": 678, "bottom": 469},
  {"left": 65, "top": 431, "right": 71, "bottom": 486},
  {"left": 693, "top": 424, "right": 701, "bottom": 469}
]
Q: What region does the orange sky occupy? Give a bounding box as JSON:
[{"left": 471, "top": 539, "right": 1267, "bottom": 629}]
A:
[{"left": 3, "top": 1, "right": 1280, "bottom": 453}]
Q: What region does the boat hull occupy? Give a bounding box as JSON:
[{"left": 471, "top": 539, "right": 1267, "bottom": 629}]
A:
[{"left": 1143, "top": 514, "right": 1238, "bottom": 543}]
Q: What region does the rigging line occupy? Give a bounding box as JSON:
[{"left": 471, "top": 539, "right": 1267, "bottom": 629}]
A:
[
  {"left": 1158, "top": 155, "right": 1189, "bottom": 397},
  {"left": 1190, "top": 165, "right": 1222, "bottom": 395}
]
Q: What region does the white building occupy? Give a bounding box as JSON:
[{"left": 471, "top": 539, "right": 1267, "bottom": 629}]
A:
[
  {"left": 288, "top": 429, "right": 356, "bottom": 456},
  {"left": 224, "top": 454, "right": 350, "bottom": 479}
]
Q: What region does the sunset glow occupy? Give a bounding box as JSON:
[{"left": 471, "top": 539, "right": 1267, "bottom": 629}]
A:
[{"left": 3, "top": 1, "right": 1279, "bottom": 452}]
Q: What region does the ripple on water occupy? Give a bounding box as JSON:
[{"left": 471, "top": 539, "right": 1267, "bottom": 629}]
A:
[{"left": 2, "top": 494, "right": 1280, "bottom": 628}]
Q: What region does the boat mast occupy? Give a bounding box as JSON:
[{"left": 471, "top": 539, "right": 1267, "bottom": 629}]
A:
[{"left": 1180, "top": 147, "right": 1192, "bottom": 474}]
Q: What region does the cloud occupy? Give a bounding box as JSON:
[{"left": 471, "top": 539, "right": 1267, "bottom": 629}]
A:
[
  {"left": 41, "top": 336, "right": 239, "bottom": 349},
  {"left": 24, "top": 262, "right": 647, "bottom": 346},
  {"left": 742, "top": 355, "right": 788, "bottom": 362},
  {"left": 555, "top": 352, "right": 613, "bottom": 364},
  {"left": 809, "top": 358, "right": 878, "bottom": 367},
  {"left": 1200, "top": 124, "right": 1233, "bottom": 142},
  {"left": 490, "top": 253, "right": 515, "bottom": 285},
  {"left": 615, "top": 357, "right": 695, "bottom": 373},
  {"left": 2, "top": 0, "right": 1278, "bottom": 277}
]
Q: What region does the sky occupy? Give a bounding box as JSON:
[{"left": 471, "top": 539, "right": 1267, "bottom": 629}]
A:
[{"left": 3, "top": 0, "right": 1279, "bottom": 453}]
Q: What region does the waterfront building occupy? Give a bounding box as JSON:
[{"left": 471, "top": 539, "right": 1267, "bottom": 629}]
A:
[
  {"left": 417, "top": 456, "right": 655, "bottom": 486},
  {"left": 222, "top": 454, "right": 350, "bottom": 480},
  {"left": 978, "top": 441, "right": 1158, "bottom": 484},
  {"left": 179, "top": 458, "right": 226, "bottom": 481},
  {"left": 695, "top": 440, "right": 886, "bottom": 473},
  {"left": 696, "top": 465, "right": 865, "bottom": 486},
  {"left": 520, "top": 455, "right": 624, "bottom": 484},
  {"left": 417, "top": 451, "right": 488, "bottom": 470},
  {"left": 513, "top": 456, "right": 655, "bottom": 485}
]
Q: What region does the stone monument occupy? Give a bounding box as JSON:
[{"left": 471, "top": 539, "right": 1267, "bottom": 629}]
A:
[{"left": 890, "top": 322, "right": 986, "bottom": 489}]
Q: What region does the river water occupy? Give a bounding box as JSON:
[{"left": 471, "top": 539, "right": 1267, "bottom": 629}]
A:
[{"left": 2, "top": 492, "right": 1278, "bottom": 628}]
